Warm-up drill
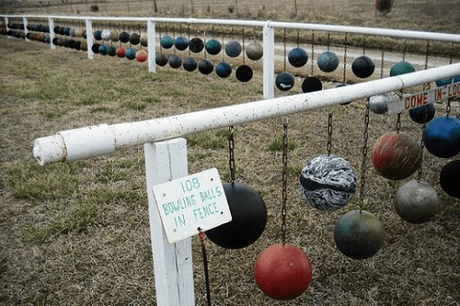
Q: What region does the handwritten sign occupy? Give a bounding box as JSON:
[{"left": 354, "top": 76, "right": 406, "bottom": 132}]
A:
[
  {"left": 387, "top": 81, "right": 460, "bottom": 114},
  {"left": 153, "top": 168, "right": 232, "bottom": 244}
]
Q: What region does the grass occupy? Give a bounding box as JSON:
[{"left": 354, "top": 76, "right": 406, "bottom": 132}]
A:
[{"left": 1, "top": 11, "right": 460, "bottom": 306}]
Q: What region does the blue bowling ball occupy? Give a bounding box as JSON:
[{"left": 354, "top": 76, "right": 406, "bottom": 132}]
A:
[
  {"left": 216, "top": 61, "right": 232, "bottom": 78},
  {"left": 160, "top": 35, "right": 174, "bottom": 49},
  {"left": 125, "top": 48, "right": 137, "bottom": 60},
  {"left": 409, "top": 103, "right": 435, "bottom": 124},
  {"left": 175, "top": 36, "right": 189, "bottom": 51},
  {"left": 317, "top": 51, "right": 339, "bottom": 73},
  {"left": 276, "top": 72, "right": 295, "bottom": 91},
  {"left": 288, "top": 47, "right": 308, "bottom": 68},
  {"left": 225, "top": 41, "right": 242, "bottom": 58},
  {"left": 183, "top": 57, "right": 198, "bottom": 72},
  {"left": 205, "top": 38, "right": 222, "bottom": 55},
  {"left": 424, "top": 116, "right": 460, "bottom": 158}
]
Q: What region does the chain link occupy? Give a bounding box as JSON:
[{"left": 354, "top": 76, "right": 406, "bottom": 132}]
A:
[
  {"left": 281, "top": 120, "right": 289, "bottom": 245},
  {"left": 327, "top": 112, "right": 333, "bottom": 155},
  {"left": 311, "top": 31, "right": 315, "bottom": 75},
  {"left": 228, "top": 126, "right": 236, "bottom": 185},
  {"left": 418, "top": 110, "right": 427, "bottom": 180},
  {"left": 396, "top": 112, "right": 402, "bottom": 133},
  {"left": 342, "top": 33, "right": 348, "bottom": 83},
  {"left": 359, "top": 100, "right": 370, "bottom": 205},
  {"left": 446, "top": 99, "right": 452, "bottom": 117}
]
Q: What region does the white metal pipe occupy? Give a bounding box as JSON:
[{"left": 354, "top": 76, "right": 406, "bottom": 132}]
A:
[
  {"left": 263, "top": 22, "right": 275, "bottom": 99},
  {"left": 48, "top": 17, "right": 55, "bottom": 50},
  {"left": 2, "top": 14, "right": 460, "bottom": 43},
  {"left": 85, "top": 18, "right": 94, "bottom": 60},
  {"left": 147, "top": 20, "right": 156, "bottom": 73},
  {"left": 33, "top": 62, "right": 460, "bottom": 165},
  {"left": 23, "top": 17, "right": 29, "bottom": 42}
]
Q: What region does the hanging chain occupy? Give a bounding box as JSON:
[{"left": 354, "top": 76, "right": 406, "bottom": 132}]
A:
[
  {"left": 283, "top": 28, "right": 287, "bottom": 72},
  {"left": 402, "top": 39, "right": 407, "bottom": 62},
  {"left": 423, "top": 41, "right": 431, "bottom": 91},
  {"left": 281, "top": 119, "right": 289, "bottom": 245},
  {"left": 342, "top": 33, "right": 348, "bottom": 83},
  {"left": 359, "top": 100, "right": 370, "bottom": 205},
  {"left": 327, "top": 112, "right": 333, "bottom": 155},
  {"left": 310, "top": 30, "right": 315, "bottom": 75},
  {"left": 446, "top": 99, "right": 452, "bottom": 117},
  {"left": 198, "top": 231, "right": 212, "bottom": 306},
  {"left": 417, "top": 107, "right": 427, "bottom": 180},
  {"left": 396, "top": 112, "right": 402, "bottom": 133},
  {"left": 228, "top": 126, "right": 236, "bottom": 185},
  {"left": 380, "top": 39, "right": 385, "bottom": 79}
]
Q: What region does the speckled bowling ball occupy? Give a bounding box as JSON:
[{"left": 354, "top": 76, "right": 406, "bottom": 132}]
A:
[
  {"left": 215, "top": 61, "right": 232, "bottom": 78},
  {"left": 317, "top": 51, "right": 340, "bottom": 73},
  {"left": 424, "top": 116, "right": 460, "bottom": 158},
  {"left": 225, "top": 40, "right": 242, "bottom": 57},
  {"left": 300, "top": 154, "right": 357, "bottom": 210},
  {"left": 246, "top": 42, "right": 263, "bottom": 61},
  {"left": 205, "top": 38, "right": 222, "bottom": 55},
  {"left": 174, "top": 36, "right": 188, "bottom": 50},
  {"left": 160, "top": 35, "right": 174, "bottom": 49}
]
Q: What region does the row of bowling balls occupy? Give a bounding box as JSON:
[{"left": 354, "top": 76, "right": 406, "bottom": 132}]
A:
[
  {"left": 93, "top": 29, "right": 148, "bottom": 47},
  {"left": 155, "top": 53, "right": 254, "bottom": 82},
  {"left": 92, "top": 43, "right": 148, "bottom": 61}
]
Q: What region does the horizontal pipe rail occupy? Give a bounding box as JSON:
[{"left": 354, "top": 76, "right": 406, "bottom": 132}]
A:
[
  {"left": 33, "top": 62, "right": 460, "bottom": 165},
  {"left": 3, "top": 14, "right": 460, "bottom": 43}
]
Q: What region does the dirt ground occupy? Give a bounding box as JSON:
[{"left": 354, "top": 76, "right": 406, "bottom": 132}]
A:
[{"left": 1, "top": 5, "right": 460, "bottom": 306}]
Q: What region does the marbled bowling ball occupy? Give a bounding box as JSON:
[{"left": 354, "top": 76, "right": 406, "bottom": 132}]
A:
[
  {"left": 98, "top": 44, "right": 108, "bottom": 55},
  {"left": 215, "top": 61, "right": 232, "bottom": 78},
  {"left": 390, "top": 61, "right": 415, "bottom": 76},
  {"left": 225, "top": 40, "right": 242, "bottom": 57},
  {"left": 198, "top": 59, "right": 214, "bottom": 75},
  {"left": 352, "top": 56, "right": 375, "bottom": 78},
  {"left": 409, "top": 103, "right": 435, "bottom": 124},
  {"left": 301, "top": 77, "right": 322, "bottom": 93},
  {"left": 369, "top": 94, "right": 389, "bottom": 114},
  {"left": 275, "top": 72, "right": 295, "bottom": 91},
  {"left": 246, "top": 42, "right": 263, "bottom": 61},
  {"left": 174, "top": 36, "right": 188, "bottom": 50},
  {"left": 424, "top": 115, "right": 460, "bottom": 158},
  {"left": 160, "top": 35, "right": 174, "bottom": 49},
  {"left": 125, "top": 48, "right": 137, "bottom": 60},
  {"left": 300, "top": 155, "right": 357, "bottom": 210},
  {"left": 183, "top": 57, "right": 198, "bottom": 72},
  {"left": 288, "top": 47, "right": 308, "bottom": 68},
  {"left": 440, "top": 160, "right": 460, "bottom": 198},
  {"left": 236, "top": 65, "right": 253, "bottom": 82},
  {"left": 205, "top": 38, "right": 222, "bottom": 55},
  {"left": 317, "top": 51, "right": 340, "bottom": 73},
  {"left": 110, "top": 30, "right": 119, "bottom": 42},
  {"left": 372, "top": 132, "right": 422, "bottom": 180},
  {"left": 135, "top": 49, "right": 148, "bottom": 62}
]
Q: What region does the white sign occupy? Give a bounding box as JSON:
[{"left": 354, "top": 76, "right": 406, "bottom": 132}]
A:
[
  {"left": 153, "top": 168, "right": 232, "bottom": 244},
  {"left": 387, "top": 81, "right": 460, "bottom": 114}
]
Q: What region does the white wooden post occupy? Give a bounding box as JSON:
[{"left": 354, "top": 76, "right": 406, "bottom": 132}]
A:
[
  {"left": 48, "top": 17, "right": 56, "bottom": 49},
  {"left": 263, "top": 21, "right": 275, "bottom": 99},
  {"left": 85, "top": 18, "right": 94, "bottom": 60},
  {"left": 144, "top": 138, "right": 195, "bottom": 306},
  {"left": 4, "top": 17, "right": 9, "bottom": 39},
  {"left": 23, "top": 17, "right": 29, "bottom": 42},
  {"left": 147, "top": 20, "right": 156, "bottom": 73}
]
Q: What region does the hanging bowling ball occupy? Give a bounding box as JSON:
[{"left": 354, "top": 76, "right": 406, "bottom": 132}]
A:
[
  {"left": 300, "top": 154, "right": 357, "bottom": 211},
  {"left": 206, "top": 183, "right": 267, "bottom": 249},
  {"left": 101, "top": 29, "right": 111, "bottom": 41},
  {"left": 107, "top": 45, "right": 116, "bottom": 57},
  {"left": 334, "top": 210, "right": 384, "bottom": 259},
  {"left": 129, "top": 33, "right": 140, "bottom": 45},
  {"left": 254, "top": 243, "right": 312, "bottom": 300},
  {"left": 236, "top": 65, "right": 253, "bottom": 82},
  {"left": 390, "top": 61, "right": 415, "bottom": 76},
  {"left": 140, "top": 34, "right": 148, "bottom": 47},
  {"left": 409, "top": 103, "right": 435, "bottom": 124},
  {"left": 160, "top": 35, "right": 174, "bottom": 49},
  {"left": 372, "top": 132, "right": 422, "bottom": 180},
  {"left": 174, "top": 36, "right": 188, "bottom": 50},
  {"left": 75, "top": 27, "right": 85, "bottom": 37},
  {"left": 110, "top": 30, "right": 119, "bottom": 42},
  {"left": 116, "top": 46, "right": 126, "bottom": 58},
  {"left": 436, "top": 77, "right": 453, "bottom": 87},
  {"left": 275, "top": 72, "right": 295, "bottom": 91},
  {"left": 301, "top": 77, "right": 322, "bottom": 93},
  {"left": 440, "top": 160, "right": 460, "bottom": 198},
  {"left": 288, "top": 47, "right": 308, "bottom": 68},
  {"left": 369, "top": 94, "right": 389, "bottom": 114},
  {"left": 205, "top": 38, "right": 222, "bottom": 55},
  {"left": 189, "top": 37, "right": 204, "bottom": 53},
  {"left": 119, "top": 31, "right": 130, "bottom": 43},
  {"left": 98, "top": 44, "right": 108, "bottom": 55},
  {"left": 246, "top": 42, "right": 263, "bottom": 61},
  {"left": 317, "top": 51, "right": 340, "bottom": 73},
  {"left": 125, "top": 48, "right": 136, "bottom": 60},
  {"left": 424, "top": 115, "right": 460, "bottom": 158},
  {"left": 168, "top": 55, "right": 182, "bottom": 68},
  {"left": 93, "top": 30, "right": 102, "bottom": 40},
  {"left": 215, "top": 61, "right": 232, "bottom": 78},
  {"left": 80, "top": 41, "right": 88, "bottom": 51},
  {"left": 352, "top": 56, "right": 375, "bottom": 78},
  {"left": 155, "top": 53, "right": 168, "bottom": 66},
  {"left": 183, "top": 57, "right": 198, "bottom": 72},
  {"left": 91, "top": 43, "right": 101, "bottom": 54},
  {"left": 225, "top": 40, "right": 242, "bottom": 58},
  {"left": 394, "top": 180, "right": 440, "bottom": 224},
  {"left": 135, "top": 49, "right": 148, "bottom": 62},
  {"left": 198, "top": 59, "right": 214, "bottom": 75}
]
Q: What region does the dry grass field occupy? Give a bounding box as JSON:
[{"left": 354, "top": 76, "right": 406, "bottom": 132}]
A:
[{"left": 1, "top": 3, "right": 460, "bottom": 306}]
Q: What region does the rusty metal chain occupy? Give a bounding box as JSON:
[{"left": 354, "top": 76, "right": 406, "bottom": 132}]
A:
[
  {"left": 281, "top": 119, "right": 289, "bottom": 245},
  {"left": 342, "top": 32, "right": 348, "bottom": 83},
  {"left": 396, "top": 112, "right": 402, "bottom": 133},
  {"left": 327, "top": 112, "right": 333, "bottom": 155},
  {"left": 228, "top": 126, "right": 236, "bottom": 185},
  {"left": 311, "top": 30, "right": 315, "bottom": 75},
  {"left": 418, "top": 111, "right": 427, "bottom": 180},
  {"left": 359, "top": 100, "right": 370, "bottom": 205}
]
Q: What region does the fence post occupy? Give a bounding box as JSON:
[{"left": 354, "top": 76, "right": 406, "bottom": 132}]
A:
[
  {"left": 85, "top": 18, "right": 94, "bottom": 60},
  {"left": 23, "top": 16, "right": 29, "bottom": 42},
  {"left": 147, "top": 20, "right": 156, "bottom": 73},
  {"left": 263, "top": 21, "right": 275, "bottom": 99},
  {"left": 48, "top": 17, "right": 56, "bottom": 49},
  {"left": 144, "top": 138, "right": 195, "bottom": 306}
]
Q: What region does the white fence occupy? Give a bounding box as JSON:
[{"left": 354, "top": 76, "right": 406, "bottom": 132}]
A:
[{"left": 2, "top": 14, "right": 460, "bottom": 305}]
